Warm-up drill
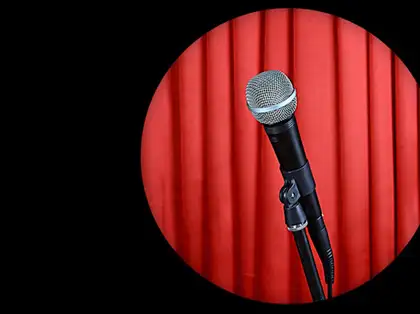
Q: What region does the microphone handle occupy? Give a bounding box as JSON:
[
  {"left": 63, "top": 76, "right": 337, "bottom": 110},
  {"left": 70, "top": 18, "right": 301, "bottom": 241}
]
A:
[{"left": 264, "top": 116, "right": 334, "bottom": 284}]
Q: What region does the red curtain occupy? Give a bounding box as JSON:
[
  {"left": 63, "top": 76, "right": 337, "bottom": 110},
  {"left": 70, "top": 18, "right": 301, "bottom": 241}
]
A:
[{"left": 141, "top": 9, "right": 419, "bottom": 304}]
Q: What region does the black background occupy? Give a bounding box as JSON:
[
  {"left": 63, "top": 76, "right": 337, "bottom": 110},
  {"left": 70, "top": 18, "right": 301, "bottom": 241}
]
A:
[{"left": 102, "top": 0, "right": 420, "bottom": 310}]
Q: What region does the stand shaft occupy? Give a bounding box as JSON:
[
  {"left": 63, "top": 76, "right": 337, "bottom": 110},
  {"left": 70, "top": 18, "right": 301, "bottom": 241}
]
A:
[
  {"left": 293, "top": 229, "right": 325, "bottom": 301},
  {"left": 280, "top": 178, "right": 326, "bottom": 302}
]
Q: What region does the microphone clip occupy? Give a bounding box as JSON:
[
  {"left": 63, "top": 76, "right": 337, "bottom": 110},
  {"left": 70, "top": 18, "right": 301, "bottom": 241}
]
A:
[{"left": 279, "top": 179, "right": 308, "bottom": 232}]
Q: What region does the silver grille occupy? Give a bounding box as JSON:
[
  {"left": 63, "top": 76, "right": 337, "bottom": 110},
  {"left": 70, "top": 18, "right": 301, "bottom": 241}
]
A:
[{"left": 245, "top": 70, "right": 297, "bottom": 125}]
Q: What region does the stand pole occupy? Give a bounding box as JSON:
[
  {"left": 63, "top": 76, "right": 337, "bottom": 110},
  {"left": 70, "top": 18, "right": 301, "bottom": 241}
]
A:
[
  {"left": 280, "top": 179, "right": 325, "bottom": 302},
  {"left": 292, "top": 230, "right": 325, "bottom": 301}
]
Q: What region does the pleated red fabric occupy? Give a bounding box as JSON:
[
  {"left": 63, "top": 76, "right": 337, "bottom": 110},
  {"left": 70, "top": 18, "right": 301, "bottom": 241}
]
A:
[{"left": 141, "top": 9, "right": 419, "bottom": 304}]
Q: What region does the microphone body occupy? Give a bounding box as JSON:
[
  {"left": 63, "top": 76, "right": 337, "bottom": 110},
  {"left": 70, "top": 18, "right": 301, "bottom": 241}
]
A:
[{"left": 264, "top": 115, "right": 334, "bottom": 284}]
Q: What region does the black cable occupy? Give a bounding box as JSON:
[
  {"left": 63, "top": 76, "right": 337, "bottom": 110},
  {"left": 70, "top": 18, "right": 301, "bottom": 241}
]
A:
[
  {"left": 328, "top": 282, "right": 332, "bottom": 299},
  {"left": 324, "top": 247, "right": 334, "bottom": 300}
]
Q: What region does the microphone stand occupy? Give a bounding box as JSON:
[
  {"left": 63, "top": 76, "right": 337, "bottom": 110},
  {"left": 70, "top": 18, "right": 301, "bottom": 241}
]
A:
[{"left": 279, "top": 179, "right": 325, "bottom": 302}]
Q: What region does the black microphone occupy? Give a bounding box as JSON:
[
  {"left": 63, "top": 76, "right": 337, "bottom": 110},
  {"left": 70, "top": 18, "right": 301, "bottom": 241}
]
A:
[{"left": 245, "top": 70, "right": 335, "bottom": 293}]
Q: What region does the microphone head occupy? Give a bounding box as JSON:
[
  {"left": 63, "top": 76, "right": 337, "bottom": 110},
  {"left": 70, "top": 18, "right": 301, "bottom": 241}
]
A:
[{"left": 245, "top": 70, "right": 297, "bottom": 125}]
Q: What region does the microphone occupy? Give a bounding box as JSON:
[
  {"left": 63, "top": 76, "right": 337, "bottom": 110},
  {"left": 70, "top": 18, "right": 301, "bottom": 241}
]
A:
[{"left": 245, "top": 70, "right": 335, "bottom": 293}]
